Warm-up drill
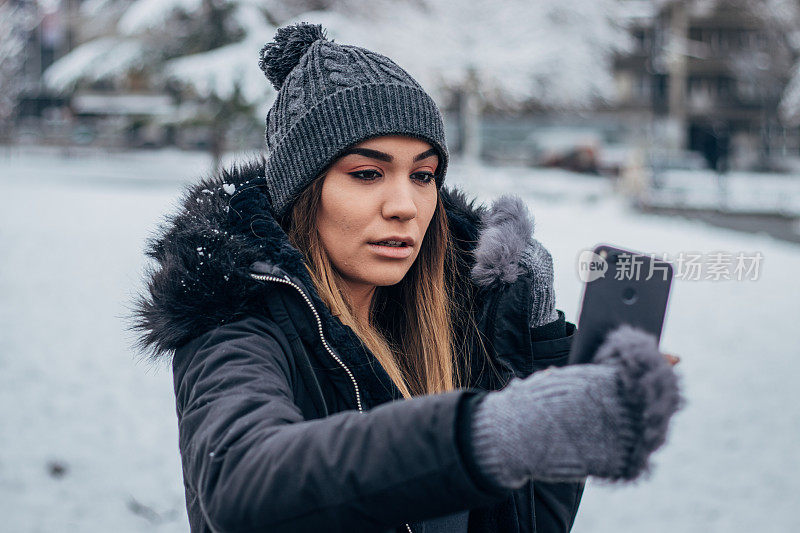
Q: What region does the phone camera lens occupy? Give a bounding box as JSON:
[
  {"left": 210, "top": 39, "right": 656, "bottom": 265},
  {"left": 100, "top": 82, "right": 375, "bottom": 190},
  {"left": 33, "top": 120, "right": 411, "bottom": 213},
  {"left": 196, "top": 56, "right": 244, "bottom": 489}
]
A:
[{"left": 622, "top": 286, "right": 638, "bottom": 305}]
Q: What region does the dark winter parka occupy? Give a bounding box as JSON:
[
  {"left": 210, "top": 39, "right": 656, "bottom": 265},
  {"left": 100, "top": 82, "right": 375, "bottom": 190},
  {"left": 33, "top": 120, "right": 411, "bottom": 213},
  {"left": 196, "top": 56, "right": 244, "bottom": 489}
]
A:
[{"left": 133, "top": 157, "right": 585, "bottom": 533}]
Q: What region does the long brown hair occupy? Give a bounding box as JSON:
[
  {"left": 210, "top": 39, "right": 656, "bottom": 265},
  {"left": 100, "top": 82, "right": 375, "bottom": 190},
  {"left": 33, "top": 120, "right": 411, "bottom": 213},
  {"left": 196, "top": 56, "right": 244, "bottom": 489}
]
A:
[{"left": 283, "top": 174, "right": 474, "bottom": 398}]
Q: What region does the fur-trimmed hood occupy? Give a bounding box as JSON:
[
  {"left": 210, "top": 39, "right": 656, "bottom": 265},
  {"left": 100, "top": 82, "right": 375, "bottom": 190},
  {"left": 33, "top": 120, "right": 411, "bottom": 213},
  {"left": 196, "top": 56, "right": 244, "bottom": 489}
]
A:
[{"left": 131, "top": 156, "right": 540, "bottom": 361}]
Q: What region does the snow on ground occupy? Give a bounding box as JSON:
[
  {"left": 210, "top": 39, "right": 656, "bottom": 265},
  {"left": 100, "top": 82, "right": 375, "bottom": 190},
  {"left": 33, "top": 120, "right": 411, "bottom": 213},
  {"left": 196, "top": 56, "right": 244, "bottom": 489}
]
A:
[
  {"left": 1, "top": 148, "right": 798, "bottom": 532},
  {"left": 645, "top": 169, "right": 800, "bottom": 217}
]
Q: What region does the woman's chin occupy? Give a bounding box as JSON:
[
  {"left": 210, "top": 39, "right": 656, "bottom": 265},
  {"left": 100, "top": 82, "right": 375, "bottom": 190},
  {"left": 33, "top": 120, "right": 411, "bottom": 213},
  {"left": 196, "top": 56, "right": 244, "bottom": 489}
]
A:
[
  {"left": 361, "top": 264, "right": 413, "bottom": 287},
  {"left": 371, "top": 273, "right": 410, "bottom": 287}
]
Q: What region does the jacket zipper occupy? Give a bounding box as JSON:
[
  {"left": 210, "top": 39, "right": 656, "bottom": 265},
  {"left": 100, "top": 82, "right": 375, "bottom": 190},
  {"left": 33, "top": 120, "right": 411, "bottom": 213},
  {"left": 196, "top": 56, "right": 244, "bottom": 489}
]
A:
[
  {"left": 250, "top": 273, "right": 415, "bottom": 533},
  {"left": 250, "top": 272, "right": 364, "bottom": 412}
]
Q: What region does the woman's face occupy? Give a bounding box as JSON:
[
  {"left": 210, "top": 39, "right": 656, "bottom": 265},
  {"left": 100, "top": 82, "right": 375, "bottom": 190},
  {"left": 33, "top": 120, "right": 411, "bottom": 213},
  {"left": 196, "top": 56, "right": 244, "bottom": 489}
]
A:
[{"left": 317, "top": 135, "right": 439, "bottom": 295}]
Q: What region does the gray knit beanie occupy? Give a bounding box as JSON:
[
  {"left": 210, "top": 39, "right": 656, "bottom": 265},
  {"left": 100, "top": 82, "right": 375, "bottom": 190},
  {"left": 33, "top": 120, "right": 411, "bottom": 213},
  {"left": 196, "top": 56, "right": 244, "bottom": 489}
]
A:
[{"left": 258, "top": 22, "right": 450, "bottom": 218}]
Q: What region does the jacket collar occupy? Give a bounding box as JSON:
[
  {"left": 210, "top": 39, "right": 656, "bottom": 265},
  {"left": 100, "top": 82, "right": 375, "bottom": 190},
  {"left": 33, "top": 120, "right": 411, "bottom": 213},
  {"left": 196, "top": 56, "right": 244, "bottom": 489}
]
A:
[{"left": 132, "top": 157, "right": 536, "bottom": 404}]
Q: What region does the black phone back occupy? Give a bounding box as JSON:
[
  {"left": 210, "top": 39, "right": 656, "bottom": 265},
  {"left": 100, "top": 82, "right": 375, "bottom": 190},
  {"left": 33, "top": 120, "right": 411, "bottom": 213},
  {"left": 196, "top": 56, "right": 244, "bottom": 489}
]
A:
[{"left": 568, "top": 244, "right": 673, "bottom": 365}]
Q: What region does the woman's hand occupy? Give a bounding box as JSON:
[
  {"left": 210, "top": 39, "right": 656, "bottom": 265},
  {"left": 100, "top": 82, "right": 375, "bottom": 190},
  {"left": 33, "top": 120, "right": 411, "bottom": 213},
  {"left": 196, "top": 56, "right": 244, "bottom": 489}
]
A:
[
  {"left": 662, "top": 353, "right": 681, "bottom": 366},
  {"left": 469, "top": 323, "right": 682, "bottom": 488}
]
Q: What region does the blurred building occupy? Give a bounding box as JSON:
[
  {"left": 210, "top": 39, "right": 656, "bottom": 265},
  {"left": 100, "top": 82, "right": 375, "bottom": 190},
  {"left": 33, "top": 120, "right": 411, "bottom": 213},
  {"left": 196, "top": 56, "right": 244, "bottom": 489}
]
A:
[
  {"left": 614, "top": 0, "right": 797, "bottom": 172},
  {"left": 11, "top": 0, "right": 800, "bottom": 172},
  {"left": 481, "top": 0, "right": 799, "bottom": 175}
]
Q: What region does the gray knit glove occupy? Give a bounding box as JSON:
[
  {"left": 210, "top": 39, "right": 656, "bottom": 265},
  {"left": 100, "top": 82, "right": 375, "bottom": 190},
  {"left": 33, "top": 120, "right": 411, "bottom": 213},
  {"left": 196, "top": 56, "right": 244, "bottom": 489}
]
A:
[
  {"left": 520, "top": 237, "right": 559, "bottom": 327},
  {"left": 469, "top": 324, "right": 681, "bottom": 487},
  {"left": 469, "top": 195, "right": 558, "bottom": 328}
]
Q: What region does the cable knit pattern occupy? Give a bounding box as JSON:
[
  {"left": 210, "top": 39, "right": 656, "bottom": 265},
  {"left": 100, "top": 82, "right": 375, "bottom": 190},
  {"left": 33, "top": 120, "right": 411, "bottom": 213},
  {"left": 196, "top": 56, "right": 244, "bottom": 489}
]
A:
[{"left": 520, "top": 239, "right": 559, "bottom": 327}]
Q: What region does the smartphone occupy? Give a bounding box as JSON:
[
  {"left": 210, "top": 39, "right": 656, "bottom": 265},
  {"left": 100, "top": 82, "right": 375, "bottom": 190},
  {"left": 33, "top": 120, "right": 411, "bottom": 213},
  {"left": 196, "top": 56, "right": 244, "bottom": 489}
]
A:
[{"left": 568, "top": 243, "right": 673, "bottom": 365}]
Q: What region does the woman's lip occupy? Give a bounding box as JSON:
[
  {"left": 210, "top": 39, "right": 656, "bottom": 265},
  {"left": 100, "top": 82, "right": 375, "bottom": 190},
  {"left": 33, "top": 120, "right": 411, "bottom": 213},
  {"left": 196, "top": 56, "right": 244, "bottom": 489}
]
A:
[{"left": 368, "top": 242, "right": 414, "bottom": 259}]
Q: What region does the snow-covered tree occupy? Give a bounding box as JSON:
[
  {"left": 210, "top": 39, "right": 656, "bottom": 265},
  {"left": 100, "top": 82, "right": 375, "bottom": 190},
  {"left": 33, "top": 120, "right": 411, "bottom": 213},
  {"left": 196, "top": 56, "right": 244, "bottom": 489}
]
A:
[
  {"left": 290, "top": 0, "right": 631, "bottom": 160},
  {"left": 44, "top": 0, "right": 631, "bottom": 164},
  {"left": 43, "top": 0, "right": 281, "bottom": 170},
  {"left": 0, "top": 0, "right": 37, "bottom": 140}
]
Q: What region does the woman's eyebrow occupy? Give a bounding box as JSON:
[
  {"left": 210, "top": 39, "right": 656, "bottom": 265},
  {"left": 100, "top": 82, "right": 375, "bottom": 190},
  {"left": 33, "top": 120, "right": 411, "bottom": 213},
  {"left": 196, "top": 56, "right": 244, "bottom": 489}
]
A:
[{"left": 339, "top": 147, "right": 438, "bottom": 163}]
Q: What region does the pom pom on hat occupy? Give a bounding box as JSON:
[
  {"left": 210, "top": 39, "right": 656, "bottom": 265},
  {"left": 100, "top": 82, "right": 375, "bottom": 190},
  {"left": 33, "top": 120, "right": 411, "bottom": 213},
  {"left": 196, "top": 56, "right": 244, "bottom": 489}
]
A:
[{"left": 259, "top": 22, "right": 327, "bottom": 90}]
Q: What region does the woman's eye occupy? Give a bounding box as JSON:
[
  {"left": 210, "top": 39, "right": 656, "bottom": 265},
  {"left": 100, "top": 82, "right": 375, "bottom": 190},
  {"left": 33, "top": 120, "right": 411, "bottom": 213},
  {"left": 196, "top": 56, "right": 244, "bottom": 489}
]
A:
[
  {"left": 412, "top": 172, "right": 435, "bottom": 184},
  {"left": 349, "top": 170, "right": 381, "bottom": 181}
]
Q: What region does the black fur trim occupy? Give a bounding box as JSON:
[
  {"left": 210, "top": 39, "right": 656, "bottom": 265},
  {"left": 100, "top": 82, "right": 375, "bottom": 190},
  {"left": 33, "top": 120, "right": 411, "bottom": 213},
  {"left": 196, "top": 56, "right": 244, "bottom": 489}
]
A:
[
  {"left": 130, "top": 160, "right": 538, "bottom": 363},
  {"left": 130, "top": 156, "right": 272, "bottom": 359}
]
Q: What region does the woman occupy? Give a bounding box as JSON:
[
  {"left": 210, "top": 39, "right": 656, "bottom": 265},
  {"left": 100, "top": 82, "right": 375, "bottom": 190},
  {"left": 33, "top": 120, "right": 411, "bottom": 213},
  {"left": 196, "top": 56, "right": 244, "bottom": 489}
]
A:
[{"left": 133, "top": 23, "right": 681, "bottom": 533}]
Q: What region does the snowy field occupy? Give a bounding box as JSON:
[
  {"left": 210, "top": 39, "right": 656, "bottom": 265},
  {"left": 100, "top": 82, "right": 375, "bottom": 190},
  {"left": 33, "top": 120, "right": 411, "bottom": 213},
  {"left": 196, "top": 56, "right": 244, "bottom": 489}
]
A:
[
  {"left": 645, "top": 168, "right": 800, "bottom": 217},
  {"left": 1, "top": 147, "right": 799, "bottom": 532}
]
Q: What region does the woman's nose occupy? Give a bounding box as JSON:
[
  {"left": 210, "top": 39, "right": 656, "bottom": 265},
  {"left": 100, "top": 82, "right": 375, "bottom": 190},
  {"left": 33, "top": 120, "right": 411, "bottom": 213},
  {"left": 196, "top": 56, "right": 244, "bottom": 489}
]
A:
[{"left": 381, "top": 177, "right": 418, "bottom": 220}]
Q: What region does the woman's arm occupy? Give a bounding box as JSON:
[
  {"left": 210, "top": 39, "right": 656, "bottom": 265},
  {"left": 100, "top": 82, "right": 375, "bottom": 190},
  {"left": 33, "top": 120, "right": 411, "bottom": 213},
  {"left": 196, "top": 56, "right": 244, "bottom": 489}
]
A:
[
  {"left": 461, "top": 310, "right": 585, "bottom": 532},
  {"left": 468, "top": 195, "right": 586, "bottom": 531},
  {"left": 172, "top": 315, "right": 509, "bottom": 533},
  {"left": 530, "top": 313, "right": 585, "bottom": 532}
]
